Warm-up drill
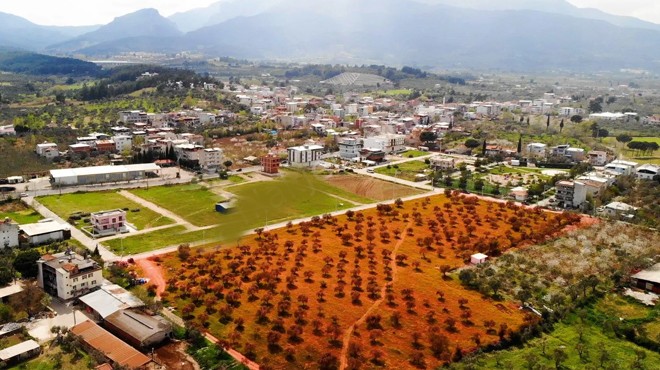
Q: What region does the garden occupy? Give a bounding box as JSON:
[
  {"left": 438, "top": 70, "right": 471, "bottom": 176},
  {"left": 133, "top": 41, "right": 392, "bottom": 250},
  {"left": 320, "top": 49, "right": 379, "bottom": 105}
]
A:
[{"left": 153, "top": 193, "right": 581, "bottom": 369}]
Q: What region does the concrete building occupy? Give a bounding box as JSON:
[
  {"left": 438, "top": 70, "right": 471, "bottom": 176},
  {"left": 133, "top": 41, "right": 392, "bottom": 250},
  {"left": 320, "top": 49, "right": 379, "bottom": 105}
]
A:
[
  {"left": 363, "top": 134, "right": 406, "bottom": 154},
  {"left": 36, "top": 143, "right": 59, "bottom": 160},
  {"left": 79, "top": 284, "right": 145, "bottom": 321},
  {"left": 604, "top": 160, "right": 638, "bottom": 176},
  {"left": 95, "top": 140, "right": 116, "bottom": 153},
  {"left": 526, "top": 143, "right": 547, "bottom": 158},
  {"left": 636, "top": 164, "right": 660, "bottom": 180},
  {"left": 287, "top": 145, "right": 324, "bottom": 168},
  {"left": 50, "top": 164, "right": 161, "bottom": 187},
  {"left": 261, "top": 154, "right": 280, "bottom": 174},
  {"left": 0, "top": 218, "right": 19, "bottom": 248},
  {"left": 118, "top": 110, "right": 148, "bottom": 125},
  {"left": 112, "top": 135, "right": 133, "bottom": 153},
  {"left": 19, "top": 220, "right": 70, "bottom": 245},
  {"left": 630, "top": 263, "right": 660, "bottom": 294},
  {"left": 91, "top": 210, "right": 128, "bottom": 237},
  {"left": 338, "top": 138, "right": 362, "bottom": 160},
  {"left": 554, "top": 180, "right": 587, "bottom": 208},
  {"left": 566, "top": 147, "right": 586, "bottom": 161},
  {"left": 0, "top": 340, "right": 40, "bottom": 366},
  {"left": 603, "top": 201, "right": 638, "bottom": 218},
  {"left": 37, "top": 251, "right": 103, "bottom": 300},
  {"left": 588, "top": 151, "right": 609, "bottom": 166},
  {"left": 430, "top": 157, "right": 455, "bottom": 171},
  {"left": 104, "top": 310, "right": 172, "bottom": 348},
  {"left": 174, "top": 145, "right": 223, "bottom": 171}
]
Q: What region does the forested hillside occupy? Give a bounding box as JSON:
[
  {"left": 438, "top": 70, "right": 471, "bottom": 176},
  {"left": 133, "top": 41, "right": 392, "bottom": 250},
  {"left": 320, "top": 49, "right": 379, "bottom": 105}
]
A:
[{"left": 0, "top": 50, "right": 102, "bottom": 76}]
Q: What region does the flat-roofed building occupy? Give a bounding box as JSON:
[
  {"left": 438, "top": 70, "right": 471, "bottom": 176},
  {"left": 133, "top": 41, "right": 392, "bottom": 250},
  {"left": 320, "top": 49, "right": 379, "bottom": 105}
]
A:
[
  {"left": 49, "top": 164, "right": 161, "bottom": 186},
  {"left": 37, "top": 251, "right": 102, "bottom": 300},
  {"left": 636, "top": 164, "right": 660, "bottom": 180},
  {"left": 91, "top": 210, "right": 128, "bottom": 237},
  {"left": 287, "top": 145, "right": 324, "bottom": 168},
  {"left": 19, "top": 220, "right": 70, "bottom": 246},
  {"left": 0, "top": 218, "right": 19, "bottom": 248},
  {"left": 0, "top": 340, "right": 40, "bottom": 365},
  {"left": 554, "top": 180, "right": 587, "bottom": 208}
]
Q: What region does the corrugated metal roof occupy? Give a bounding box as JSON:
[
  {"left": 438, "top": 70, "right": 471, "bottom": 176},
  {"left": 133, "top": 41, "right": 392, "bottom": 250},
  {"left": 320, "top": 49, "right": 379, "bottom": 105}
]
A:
[
  {"left": 50, "top": 164, "right": 160, "bottom": 179},
  {"left": 105, "top": 310, "right": 171, "bottom": 343},
  {"left": 0, "top": 340, "right": 40, "bottom": 361},
  {"left": 71, "top": 320, "right": 150, "bottom": 369},
  {"left": 19, "top": 221, "right": 69, "bottom": 237}
]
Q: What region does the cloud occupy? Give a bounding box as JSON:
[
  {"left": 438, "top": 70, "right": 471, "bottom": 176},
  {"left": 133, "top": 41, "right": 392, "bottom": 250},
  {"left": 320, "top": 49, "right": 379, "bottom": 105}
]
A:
[{"left": 0, "top": 0, "right": 220, "bottom": 26}]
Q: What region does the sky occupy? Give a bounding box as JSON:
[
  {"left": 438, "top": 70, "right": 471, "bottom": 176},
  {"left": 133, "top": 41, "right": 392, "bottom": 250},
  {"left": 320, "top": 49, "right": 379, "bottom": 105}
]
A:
[{"left": 0, "top": 0, "right": 660, "bottom": 26}]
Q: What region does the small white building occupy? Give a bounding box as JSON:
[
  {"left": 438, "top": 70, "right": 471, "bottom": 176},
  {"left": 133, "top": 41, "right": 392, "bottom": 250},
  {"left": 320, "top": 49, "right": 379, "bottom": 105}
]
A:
[
  {"left": 36, "top": 143, "right": 59, "bottom": 160},
  {"left": 112, "top": 135, "right": 133, "bottom": 153},
  {"left": 37, "top": 251, "right": 103, "bottom": 300},
  {"left": 119, "top": 110, "right": 148, "bottom": 124},
  {"left": 0, "top": 218, "right": 19, "bottom": 248},
  {"left": 287, "top": 145, "right": 324, "bottom": 168},
  {"left": 636, "top": 164, "right": 660, "bottom": 180},
  {"left": 526, "top": 143, "right": 547, "bottom": 158},
  {"left": 509, "top": 186, "right": 529, "bottom": 202},
  {"left": 588, "top": 151, "right": 608, "bottom": 166},
  {"left": 0, "top": 125, "right": 16, "bottom": 136},
  {"left": 363, "top": 134, "right": 406, "bottom": 154},
  {"left": 603, "top": 201, "right": 638, "bottom": 218},
  {"left": 19, "top": 220, "right": 70, "bottom": 245},
  {"left": 470, "top": 253, "right": 488, "bottom": 265},
  {"left": 605, "top": 160, "right": 638, "bottom": 176}
]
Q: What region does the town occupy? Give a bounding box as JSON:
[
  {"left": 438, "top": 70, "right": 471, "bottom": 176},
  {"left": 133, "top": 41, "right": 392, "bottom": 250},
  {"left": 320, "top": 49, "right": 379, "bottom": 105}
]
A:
[{"left": 0, "top": 2, "right": 659, "bottom": 369}]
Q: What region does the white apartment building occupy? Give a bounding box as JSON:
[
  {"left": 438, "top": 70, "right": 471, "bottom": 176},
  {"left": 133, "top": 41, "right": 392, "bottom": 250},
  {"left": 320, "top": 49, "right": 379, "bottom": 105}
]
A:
[
  {"left": 526, "top": 143, "right": 547, "bottom": 158},
  {"left": 37, "top": 251, "right": 103, "bottom": 300},
  {"left": 587, "top": 151, "right": 609, "bottom": 166},
  {"left": 338, "top": 138, "right": 362, "bottom": 160},
  {"left": 287, "top": 145, "right": 324, "bottom": 168},
  {"left": 636, "top": 164, "right": 660, "bottom": 180},
  {"left": 555, "top": 180, "right": 587, "bottom": 208},
  {"left": 605, "top": 160, "right": 638, "bottom": 176},
  {"left": 174, "top": 144, "right": 223, "bottom": 171},
  {"left": 118, "top": 110, "right": 148, "bottom": 124},
  {"left": 112, "top": 135, "right": 133, "bottom": 153},
  {"left": 36, "top": 143, "right": 60, "bottom": 160},
  {"left": 0, "top": 218, "right": 19, "bottom": 248},
  {"left": 363, "top": 134, "right": 406, "bottom": 154}
]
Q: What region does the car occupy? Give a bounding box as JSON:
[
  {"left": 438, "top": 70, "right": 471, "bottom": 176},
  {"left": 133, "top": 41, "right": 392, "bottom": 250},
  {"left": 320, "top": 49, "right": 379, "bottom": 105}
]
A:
[
  {"left": 366, "top": 169, "right": 374, "bottom": 173},
  {"left": 19, "top": 193, "right": 28, "bottom": 198}
]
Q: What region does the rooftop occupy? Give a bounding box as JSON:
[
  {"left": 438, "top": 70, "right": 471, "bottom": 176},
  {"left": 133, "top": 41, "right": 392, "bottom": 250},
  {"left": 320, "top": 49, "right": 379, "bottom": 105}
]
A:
[
  {"left": 71, "top": 320, "right": 150, "bottom": 369},
  {"left": 79, "top": 285, "right": 144, "bottom": 319},
  {"left": 20, "top": 220, "right": 69, "bottom": 237},
  {"left": 50, "top": 164, "right": 160, "bottom": 179},
  {"left": 0, "top": 282, "right": 23, "bottom": 300},
  {"left": 105, "top": 310, "right": 172, "bottom": 343},
  {"left": 0, "top": 340, "right": 40, "bottom": 361},
  {"left": 631, "top": 263, "right": 660, "bottom": 285},
  {"left": 39, "top": 251, "right": 99, "bottom": 275}
]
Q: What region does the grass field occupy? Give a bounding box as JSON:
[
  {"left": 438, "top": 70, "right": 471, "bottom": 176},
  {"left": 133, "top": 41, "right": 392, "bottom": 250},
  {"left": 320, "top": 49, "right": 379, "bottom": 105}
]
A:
[
  {"left": 38, "top": 191, "right": 173, "bottom": 230},
  {"left": 130, "top": 184, "right": 226, "bottom": 227},
  {"left": 375, "top": 161, "right": 430, "bottom": 181},
  {"left": 8, "top": 346, "right": 92, "bottom": 370},
  {"left": 603, "top": 136, "right": 660, "bottom": 164},
  {"left": 400, "top": 150, "right": 429, "bottom": 158},
  {"left": 468, "top": 318, "right": 660, "bottom": 369},
  {"left": 155, "top": 194, "right": 580, "bottom": 369},
  {"left": 103, "top": 225, "right": 217, "bottom": 255},
  {"left": 0, "top": 201, "right": 42, "bottom": 224}
]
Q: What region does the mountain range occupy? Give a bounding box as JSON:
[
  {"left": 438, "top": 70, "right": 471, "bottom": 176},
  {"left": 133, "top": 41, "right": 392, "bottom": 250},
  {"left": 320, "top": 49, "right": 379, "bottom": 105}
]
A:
[{"left": 1, "top": 0, "right": 660, "bottom": 72}]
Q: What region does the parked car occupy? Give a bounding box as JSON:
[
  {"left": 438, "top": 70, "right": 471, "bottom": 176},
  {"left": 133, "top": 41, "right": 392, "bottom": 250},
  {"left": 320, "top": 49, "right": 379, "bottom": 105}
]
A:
[{"left": 19, "top": 193, "right": 28, "bottom": 198}]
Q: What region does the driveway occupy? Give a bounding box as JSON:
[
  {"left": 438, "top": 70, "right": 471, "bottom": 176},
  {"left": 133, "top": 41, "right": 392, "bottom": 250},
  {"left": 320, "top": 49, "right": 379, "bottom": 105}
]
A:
[{"left": 26, "top": 300, "right": 87, "bottom": 343}]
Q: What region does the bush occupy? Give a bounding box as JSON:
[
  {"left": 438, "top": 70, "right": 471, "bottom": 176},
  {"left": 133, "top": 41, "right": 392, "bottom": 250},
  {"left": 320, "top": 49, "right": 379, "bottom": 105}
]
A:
[{"left": 131, "top": 208, "right": 140, "bottom": 212}]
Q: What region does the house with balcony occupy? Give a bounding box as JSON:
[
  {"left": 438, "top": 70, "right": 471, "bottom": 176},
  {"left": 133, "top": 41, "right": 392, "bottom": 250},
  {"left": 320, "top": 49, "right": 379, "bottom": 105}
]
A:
[
  {"left": 37, "top": 251, "right": 103, "bottom": 300},
  {"left": 91, "top": 210, "right": 128, "bottom": 237},
  {"left": 554, "top": 180, "right": 587, "bottom": 208},
  {"left": 287, "top": 145, "right": 324, "bottom": 168},
  {"left": 588, "top": 151, "right": 609, "bottom": 166},
  {"left": 338, "top": 138, "right": 362, "bottom": 160}
]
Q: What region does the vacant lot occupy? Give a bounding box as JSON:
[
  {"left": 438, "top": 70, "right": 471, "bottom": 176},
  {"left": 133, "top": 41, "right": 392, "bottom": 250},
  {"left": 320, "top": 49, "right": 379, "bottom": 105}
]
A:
[
  {"left": 604, "top": 136, "right": 660, "bottom": 164},
  {"left": 324, "top": 174, "right": 424, "bottom": 201},
  {"left": 130, "top": 184, "right": 226, "bottom": 227},
  {"left": 375, "top": 161, "right": 430, "bottom": 181},
  {"left": 0, "top": 200, "right": 42, "bottom": 224},
  {"left": 156, "top": 194, "right": 580, "bottom": 369},
  {"left": 39, "top": 191, "right": 173, "bottom": 230}
]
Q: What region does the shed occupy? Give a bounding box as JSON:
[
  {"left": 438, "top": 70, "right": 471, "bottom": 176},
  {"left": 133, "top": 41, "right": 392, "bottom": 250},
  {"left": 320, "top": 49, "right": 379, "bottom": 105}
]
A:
[
  {"left": 470, "top": 253, "right": 488, "bottom": 265},
  {"left": 104, "top": 310, "right": 172, "bottom": 348},
  {"left": 0, "top": 340, "right": 41, "bottom": 364},
  {"left": 0, "top": 282, "right": 23, "bottom": 303},
  {"left": 71, "top": 320, "right": 150, "bottom": 369},
  {"left": 79, "top": 286, "right": 144, "bottom": 320},
  {"left": 6, "top": 176, "right": 23, "bottom": 184},
  {"left": 215, "top": 200, "right": 236, "bottom": 213},
  {"left": 631, "top": 263, "right": 660, "bottom": 294},
  {"left": 19, "top": 221, "right": 70, "bottom": 245}
]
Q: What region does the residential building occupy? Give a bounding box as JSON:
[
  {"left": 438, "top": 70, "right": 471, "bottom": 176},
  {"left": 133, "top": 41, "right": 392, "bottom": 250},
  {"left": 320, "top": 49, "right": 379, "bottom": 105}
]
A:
[
  {"left": 118, "top": 110, "right": 148, "bottom": 125},
  {"left": 550, "top": 144, "right": 570, "bottom": 157},
  {"left": 91, "top": 210, "right": 128, "bottom": 237},
  {"left": 112, "top": 135, "right": 133, "bottom": 153},
  {"left": 588, "top": 151, "right": 609, "bottom": 166},
  {"left": 95, "top": 140, "right": 116, "bottom": 153},
  {"left": 261, "top": 154, "right": 280, "bottom": 174},
  {"left": 559, "top": 107, "right": 583, "bottom": 117},
  {"left": 526, "top": 143, "right": 547, "bottom": 158},
  {"left": 566, "top": 147, "right": 586, "bottom": 161},
  {"left": 36, "top": 143, "right": 59, "bottom": 160},
  {"left": 603, "top": 201, "right": 638, "bottom": 218},
  {"left": 604, "top": 160, "right": 638, "bottom": 176},
  {"left": 630, "top": 263, "right": 660, "bottom": 294},
  {"left": 338, "top": 138, "right": 362, "bottom": 160},
  {"left": 19, "top": 221, "right": 70, "bottom": 245},
  {"left": 287, "top": 145, "right": 324, "bottom": 168},
  {"left": 636, "top": 164, "right": 660, "bottom": 180},
  {"left": 554, "top": 180, "right": 587, "bottom": 208},
  {"left": 575, "top": 176, "right": 609, "bottom": 196},
  {"left": 0, "top": 218, "right": 19, "bottom": 248},
  {"left": 430, "top": 157, "right": 455, "bottom": 171},
  {"left": 174, "top": 145, "right": 223, "bottom": 171},
  {"left": 509, "top": 186, "right": 529, "bottom": 202},
  {"left": 37, "top": 251, "right": 103, "bottom": 300},
  {"left": 69, "top": 143, "right": 92, "bottom": 155},
  {"left": 363, "top": 134, "right": 406, "bottom": 154},
  {"left": 50, "top": 164, "right": 161, "bottom": 187}
]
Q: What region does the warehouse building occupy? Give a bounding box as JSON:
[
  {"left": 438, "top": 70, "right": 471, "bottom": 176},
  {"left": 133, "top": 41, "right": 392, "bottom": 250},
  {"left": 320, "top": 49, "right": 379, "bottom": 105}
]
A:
[
  {"left": 19, "top": 220, "right": 70, "bottom": 245},
  {"left": 71, "top": 320, "right": 151, "bottom": 369},
  {"left": 50, "top": 164, "right": 161, "bottom": 186},
  {"left": 104, "top": 310, "right": 172, "bottom": 348}
]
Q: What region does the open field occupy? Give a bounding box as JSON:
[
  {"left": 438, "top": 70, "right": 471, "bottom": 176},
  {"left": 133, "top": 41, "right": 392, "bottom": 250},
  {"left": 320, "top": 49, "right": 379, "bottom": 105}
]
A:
[
  {"left": 103, "top": 225, "right": 224, "bottom": 255},
  {"left": 400, "top": 150, "right": 429, "bottom": 158},
  {"left": 375, "top": 161, "right": 430, "bottom": 181},
  {"left": 154, "top": 194, "right": 581, "bottom": 369},
  {"left": 130, "top": 184, "right": 226, "bottom": 227},
  {"left": 603, "top": 136, "right": 660, "bottom": 164},
  {"left": 323, "top": 174, "right": 424, "bottom": 201},
  {"left": 0, "top": 200, "right": 42, "bottom": 224},
  {"left": 38, "top": 191, "right": 173, "bottom": 230}
]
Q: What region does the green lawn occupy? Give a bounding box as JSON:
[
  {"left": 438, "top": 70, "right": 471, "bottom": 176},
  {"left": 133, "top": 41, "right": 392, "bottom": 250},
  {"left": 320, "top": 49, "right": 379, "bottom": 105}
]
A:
[
  {"left": 130, "top": 184, "right": 226, "bottom": 227},
  {"left": 603, "top": 137, "right": 660, "bottom": 164},
  {"left": 0, "top": 203, "right": 42, "bottom": 224},
  {"left": 8, "top": 347, "right": 92, "bottom": 370},
  {"left": 38, "top": 192, "right": 173, "bottom": 230},
  {"left": 400, "top": 150, "right": 429, "bottom": 158},
  {"left": 375, "top": 161, "right": 430, "bottom": 181},
  {"left": 468, "top": 319, "right": 660, "bottom": 369},
  {"left": 104, "top": 225, "right": 209, "bottom": 254}
]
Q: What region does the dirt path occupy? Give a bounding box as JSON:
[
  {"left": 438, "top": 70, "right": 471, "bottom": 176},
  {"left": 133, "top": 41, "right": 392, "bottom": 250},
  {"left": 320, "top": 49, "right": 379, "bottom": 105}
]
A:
[
  {"left": 118, "top": 190, "right": 201, "bottom": 231},
  {"left": 135, "top": 258, "right": 166, "bottom": 295},
  {"left": 338, "top": 221, "right": 413, "bottom": 370}
]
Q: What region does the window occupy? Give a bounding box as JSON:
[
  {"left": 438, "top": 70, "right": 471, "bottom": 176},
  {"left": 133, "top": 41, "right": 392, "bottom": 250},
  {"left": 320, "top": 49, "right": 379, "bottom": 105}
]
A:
[{"left": 91, "top": 280, "right": 96, "bottom": 285}]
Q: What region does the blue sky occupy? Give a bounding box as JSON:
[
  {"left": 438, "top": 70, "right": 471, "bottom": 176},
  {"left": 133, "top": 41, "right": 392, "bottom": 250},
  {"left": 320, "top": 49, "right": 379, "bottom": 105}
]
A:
[{"left": 0, "top": 0, "right": 659, "bottom": 26}]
